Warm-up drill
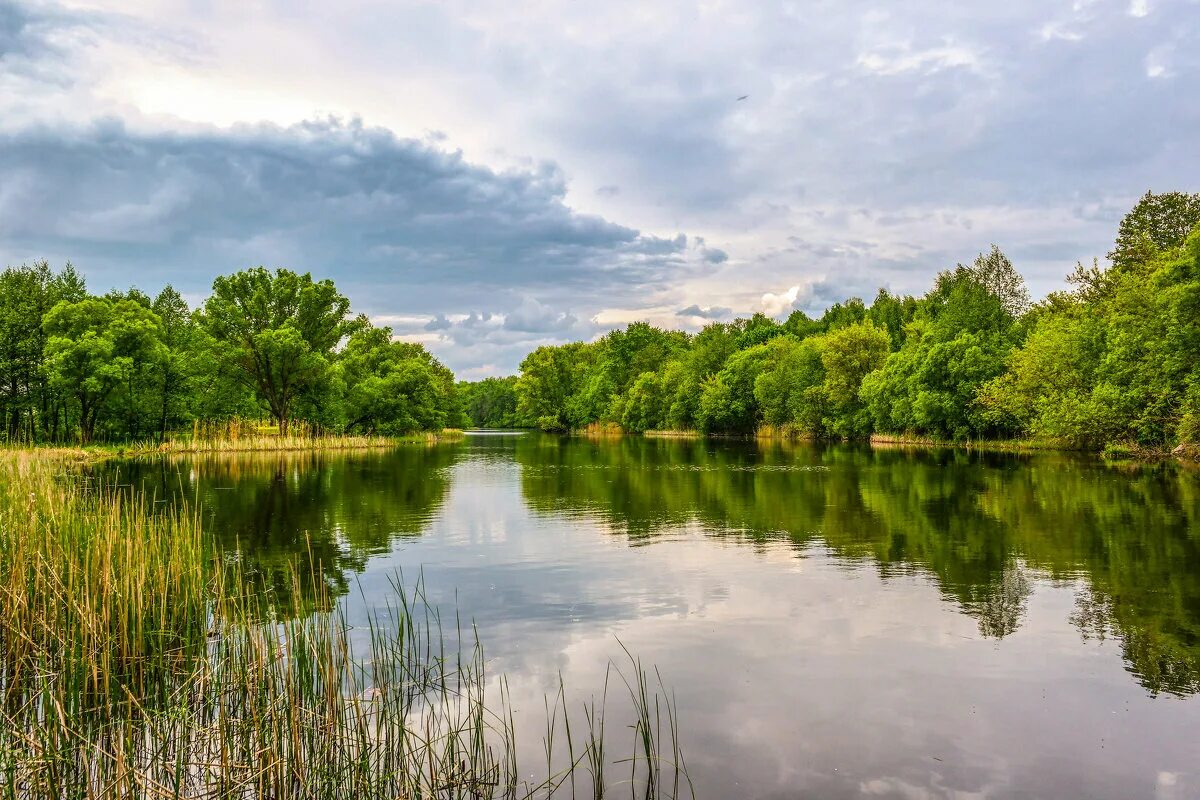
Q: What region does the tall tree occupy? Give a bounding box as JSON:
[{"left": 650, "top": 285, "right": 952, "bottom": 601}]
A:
[
  {"left": 151, "top": 286, "right": 195, "bottom": 439},
  {"left": 200, "top": 267, "right": 361, "bottom": 434},
  {"left": 1109, "top": 191, "right": 1200, "bottom": 273},
  {"left": 0, "top": 261, "right": 85, "bottom": 441},
  {"left": 962, "top": 245, "right": 1030, "bottom": 317}
]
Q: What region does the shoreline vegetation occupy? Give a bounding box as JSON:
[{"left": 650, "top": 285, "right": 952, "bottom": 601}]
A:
[
  {"left": 475, "top": 423, "right": 1197, "bottom": 462},
  {"left": 462, "top": 192, "right": 1200, "bottom": 465},
  {"left": 0, "top": 448, "right": 692, "bottom": 798},
  {"left": 0, "top": 425, "right": 466, "bottom": 463},
  {"left": 7, "top": 191, "right": 1197, "bottom": 464}
]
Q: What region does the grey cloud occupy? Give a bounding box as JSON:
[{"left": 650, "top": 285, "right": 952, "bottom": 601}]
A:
[
  {"left": 424, "top": 313, "right": 452, "bottom": 331},
  {"left": 676, "top": 304, "right": 731, "bottom": 320},
  {"left": 503, "top": 297, "right": 579, "bottom": 334},
  {"left": 0, "top": 116, "right": 697, "bottom": 314}
]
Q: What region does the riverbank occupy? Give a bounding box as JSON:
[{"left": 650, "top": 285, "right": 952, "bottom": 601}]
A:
[
  {"left": 867, "top": 432, "right": 1078, "bottom": 454},
  {"left": 1, "top": 428, "right": 466, "bottom": 462},
  {"left": 580, "top": 425, "right": 1198, "bottom": 463}
]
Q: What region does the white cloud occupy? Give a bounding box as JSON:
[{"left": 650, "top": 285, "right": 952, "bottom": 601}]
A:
[
  {"left": 856, "top": 42, "right": 981, "bottom": 76},
  {"left": 761, "top": 284, "right": 807, "bottom": 317}
]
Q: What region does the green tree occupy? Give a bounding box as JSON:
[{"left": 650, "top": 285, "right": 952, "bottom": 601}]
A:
[
  {"left": 515, "top": 343, "right": 594, "bottom": 431},
  {"left": 42, "top": 298, "right": 165, "bottom": 442},
  {"left": 460, "top": 376, "right": 526, "bottom": 428},
  {"left": 200, "top": 267, "right": 361, "bottom": 434},
  {"left": 819, "top": 321, "right": 890, "bottom": 437},
  {"left": 753, "top": 336, "right": 826, "bottom": 432},
  {"left": 983, "top": 227, "right": 1200, "bottom": 448},
  {"left": 621, "top": 371, "right": 666, "bottom": 433},
  {"left": 150, "top": 286, "right": 196, "bottom": 439},
  {"left": 862, "top": 251, "right": 1028, "bottom": 440},
  {"left": 0, "top": 261, "right": 86, "bottom": 441},
  {"left": 1109, "top": 191, "right": 1200, "bottom": 273},
  {"left": 338, "top": 325, "right": 460, "bottom": 434},
  {"left": 696, "top": 343, "right": 775, "bottom": 433}
]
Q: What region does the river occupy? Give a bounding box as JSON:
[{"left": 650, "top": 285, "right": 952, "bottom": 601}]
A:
[{"left": 107, "top": 433, "right": 1200, "bottom": 799}]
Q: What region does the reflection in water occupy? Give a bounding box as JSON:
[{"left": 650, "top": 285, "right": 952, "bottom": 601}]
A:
[
  {"left": 109, "top": 446, "right": 460, "bottom": 615},
  {"left": 513, "top": 437, "right": 1200, "bottom": 697},
  {"left": 106, "top": 436, "right": 1200, "bottom": 799}
]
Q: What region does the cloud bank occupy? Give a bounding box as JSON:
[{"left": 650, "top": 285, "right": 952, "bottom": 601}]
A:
[{"left": 1, "top": 0, "right": 1197, "bottom": 372}]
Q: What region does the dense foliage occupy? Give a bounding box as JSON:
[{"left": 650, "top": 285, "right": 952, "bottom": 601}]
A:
[
  {"left": 0, "top": 266, "right": 464, "bottom": 443},
  {"left": 496, "top": 192, "right": 1200, "bottom": 451}
]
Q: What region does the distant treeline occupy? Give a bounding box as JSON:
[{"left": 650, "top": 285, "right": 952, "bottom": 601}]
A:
[
  {"left": 0, "top": 266, "right": 464, "bottom": 443},
  {"left": 463, "top": 191, "right": 1200, "bottom": 451}
]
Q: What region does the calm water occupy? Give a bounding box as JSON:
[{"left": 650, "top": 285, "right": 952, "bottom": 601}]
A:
[{"left": 110, "top": 435, "right": 1200, "bottom": 799}]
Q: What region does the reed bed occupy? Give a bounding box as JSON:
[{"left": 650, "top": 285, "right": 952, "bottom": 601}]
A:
[
  {"left": 753, "top": 424, "right": 815, "bottom": 441},
  {"left": 640, "top": 431, "right": 699, "bottom": 440},
  {"left": 0, "top": 451, "right": 691, "bottom": 799},
  {"left": 576, "top": 423, "right": 624, "bottom": 439},
  {"left": 868, "top": 433, "right": 1076, "bottom": 453}
]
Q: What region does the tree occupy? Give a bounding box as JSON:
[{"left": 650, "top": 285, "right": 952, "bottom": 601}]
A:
[
  {"left": 963, "top": 246, "right": 1030, "bottom": 317},
  {"left": 861, "top": 256, "right": 1027, "bottom": 440},
  {"left": 1109, "top": 191, "right": 1200, "bottom": 273},
  {"left": 868, "top": 289, "right": 918, "bottom": 350},
  {"left": 42, "top": 298, "right": 165, "bottom": 442},
  {"left": 0, "top": 261, "right": 86, "bottom": 441},
  {"left": 696, "top": 343, "right": 775, "bottom": 433},
  {"left": 515, "top": 343, "right": 594, "bottom": 431},
  {"left": 150, "top": 286, "right": 195, "bottom": 439},
  {"left": 200, "top": 267, "right": 361, "bottom": 434},
  {"left": 338, "top": 325, "right": 461, "bottom": 434},
  {"left": 819, "top": 321, "right": 890, "bottom": 438},
  {"left": 621, "top": 371, "right": 665, "bottom": 433},
  {"left": 460, "top": 376, "right": 525, "bottom": 428},
  {"left": 753, "top": 336, "right": 826, "bottom": 432},
  {"left": 983, "top": 227, "right": 1200, "bottom": 447}
]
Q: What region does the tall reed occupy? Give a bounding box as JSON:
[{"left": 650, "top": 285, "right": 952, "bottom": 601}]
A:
[{"left": 0, "top": 451, "right": 691, "bottom": 799}]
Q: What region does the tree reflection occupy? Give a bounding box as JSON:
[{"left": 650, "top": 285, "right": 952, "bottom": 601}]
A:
[
  {"left": 109, "top": 445, "right": 461, "bottom": 617},
  {"left": 515, "top": 437, "right": 1200, "bottom": 696}
]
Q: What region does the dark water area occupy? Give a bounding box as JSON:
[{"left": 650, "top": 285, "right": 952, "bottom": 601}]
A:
[{"left": 104, "top": 434, "right": 1200, "bottom": 799}]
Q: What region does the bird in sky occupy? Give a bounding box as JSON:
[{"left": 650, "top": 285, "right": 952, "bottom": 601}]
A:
[{"left": 736, "top": 95, "right": 749, "bottom": 101}]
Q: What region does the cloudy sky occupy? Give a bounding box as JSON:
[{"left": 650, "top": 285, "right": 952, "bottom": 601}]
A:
[{"left": 1, "top": 0, "right": 1196, "bottom": 375}]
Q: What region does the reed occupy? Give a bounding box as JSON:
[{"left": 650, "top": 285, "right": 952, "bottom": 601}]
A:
[
  {"left": 754, "top": 424, "right": 814, "bottom": 441},
  {"left": 573, "top": 422, "right": 624, "bottom": 439},
  {"left": 0, "top": 451, "right": 690, "bottom": 799}
]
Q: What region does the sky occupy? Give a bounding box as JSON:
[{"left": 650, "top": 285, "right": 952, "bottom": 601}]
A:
[{"left": 0, "top": 0, "right": 1196, "bottom": 376}]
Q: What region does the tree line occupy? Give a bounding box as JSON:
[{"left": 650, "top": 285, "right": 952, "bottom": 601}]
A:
[
  {"left": 466, "top": 191, "right": 1200, "bottom": 451},
  {"left": 0, "top": 266, "right": 464, "bottom": 443}
]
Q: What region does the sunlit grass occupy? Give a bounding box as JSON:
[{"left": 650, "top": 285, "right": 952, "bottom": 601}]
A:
[{"left": 0, "top": 450, "right": 690, "bottom": 799}]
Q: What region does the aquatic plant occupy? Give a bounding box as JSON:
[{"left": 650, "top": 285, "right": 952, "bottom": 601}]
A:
[{"left": 0, "top": 451, "right": 691, "bottom": 798}]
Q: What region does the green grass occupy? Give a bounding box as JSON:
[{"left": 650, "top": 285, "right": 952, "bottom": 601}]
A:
[{"left": 0, "top": 450, "right": 691, "bottom": 799}]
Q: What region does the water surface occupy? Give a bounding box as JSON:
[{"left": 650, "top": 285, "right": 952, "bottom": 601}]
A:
[{"left": 111, "top": 435, "right": 1200, "bottom": 799}]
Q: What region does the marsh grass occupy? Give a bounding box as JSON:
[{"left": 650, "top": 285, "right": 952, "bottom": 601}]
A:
[
  {"left": 868, "top": 433, "right": 1078, "bottom": 453},
  {"left": 753, "top": 424, "right": 814, "bottom": 441},
  {"left": 0, "top": 451, "right": 691, "bottom": 799}
]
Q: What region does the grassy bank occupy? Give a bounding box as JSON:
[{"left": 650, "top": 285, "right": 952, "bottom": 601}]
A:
[
  {"left": 643, "top": 430, "right": 701, "bottom": 439},
  {"left": 1, "top": 426, "right": 466, "bottom": 462},
  {"left": 867, "top": 432, "right": 1079, "bottom": 454},
  {"left": 0, "top": 450, "right": 691, "bottom": 798}
]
